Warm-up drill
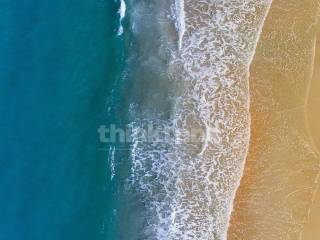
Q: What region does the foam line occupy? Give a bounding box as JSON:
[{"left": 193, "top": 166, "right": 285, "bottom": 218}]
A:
[
  {"left": 117, "top": 0, "right": 126, "bottom": 36},
  {"left": 174, "top": 0, "right": 185, "bottom": 50}
]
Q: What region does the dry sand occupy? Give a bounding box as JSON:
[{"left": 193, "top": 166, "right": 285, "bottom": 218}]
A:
[
  {"left": 228, "top": 0, "right": 320, "bottom": 239},
  {"left": 301, "top": 29, "right": 320, "bottom": 240}
]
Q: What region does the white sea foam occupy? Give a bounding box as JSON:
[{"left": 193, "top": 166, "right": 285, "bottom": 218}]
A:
[
  {"left": 128, "top": 0, "right": 272, "bottom": 239},
  {"left": 173, "top": 0, "right": 185, "bottom": 50},
  {"left": 117, "top": 0, "right": 126, "bottom": 36},
  {"left": 109, "top": 146, "right": 116, "bottom": 181}
]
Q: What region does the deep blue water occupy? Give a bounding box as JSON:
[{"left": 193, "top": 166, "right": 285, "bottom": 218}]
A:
[{"left": 0, "top": 0, "right": 126, "bottom": 239}]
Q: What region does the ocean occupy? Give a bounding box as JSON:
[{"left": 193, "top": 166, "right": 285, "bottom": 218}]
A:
[
  {"left": 0, "top": 0, "right": 273, "bottom": 240},
  {"left": 0, "top": 0, "right": 123, "bottom": 239}
]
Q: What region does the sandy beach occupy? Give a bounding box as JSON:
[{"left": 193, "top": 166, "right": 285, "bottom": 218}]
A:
[
  {"left": 301, "top": 29, "right": 320, "bottom": 240},
  {"left": 228, "top": 0, "right": 320, "bottom": 239}
]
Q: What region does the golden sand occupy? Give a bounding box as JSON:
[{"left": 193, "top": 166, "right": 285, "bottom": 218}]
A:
[
  {"left": 301, "top": 30, "right": 320, "bottom": 240},
  {"left": 228, "top": 1, "right": 320, "bottom": 239}
]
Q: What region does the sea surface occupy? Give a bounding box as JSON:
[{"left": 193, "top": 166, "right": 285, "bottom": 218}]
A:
[
  {"left": 0, "top": 1, "right": 274, "bottom": 240},
  {"left": 0, "top": 0, "right": 123, "bottom": 239}
]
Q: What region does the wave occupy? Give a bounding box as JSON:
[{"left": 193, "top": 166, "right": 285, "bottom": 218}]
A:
[
  {"left": 117, "top": 0, "right": 126, "bottom": 36},
  {"left": 127, "top": 0, "right": 272, "bottom": 239},
  {"left": 173, "top": 0, "right": 185, "bottom": 50},
  {"left": 109, "top": 146, "right": 116, "bottom": 181}
]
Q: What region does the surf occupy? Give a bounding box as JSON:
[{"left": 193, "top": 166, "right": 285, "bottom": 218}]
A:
[
  {"left": 117, "top": 0, "right": 126, "bottom": 36},
  {"left": 125, "top": 0, "right": 273, "bottom": 239},
  {"left": 173, "top": 0, "right": 185, "bottom": 50}
]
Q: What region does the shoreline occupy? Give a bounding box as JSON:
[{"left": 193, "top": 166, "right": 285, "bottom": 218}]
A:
[
  {"left": 226, "top": 0, "right": 274, "bottom": 235},
  {"left": 228, "top": 1, "right": 320, "bottom": 239}
]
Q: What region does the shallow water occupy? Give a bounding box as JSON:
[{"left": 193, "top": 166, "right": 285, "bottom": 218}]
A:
[{"left": 124, "top": 1, "right": 272, "bottom": 239}]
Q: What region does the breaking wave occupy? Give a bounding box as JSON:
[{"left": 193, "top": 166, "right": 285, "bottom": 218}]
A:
[{"left": 117, "top": 0, "right": 126, "bottom": 36}]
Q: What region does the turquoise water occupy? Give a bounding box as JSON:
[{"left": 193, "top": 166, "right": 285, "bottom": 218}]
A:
[{"left": 0, "top": 0, "right": 126, "bottom": 239}]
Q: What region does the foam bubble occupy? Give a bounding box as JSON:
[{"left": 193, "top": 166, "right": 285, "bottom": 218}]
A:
[
  {"left": 173, "top": 0, "right": 186, "bottom": 50},
  {"left": 127, "top": 0, "right": 272, "bottom": 239},
  {"left": 109, "top": 146, "right": 116, "bottom": 181},
  {"left": 117, "top": 0, "right": 126, "bottom": 36}
]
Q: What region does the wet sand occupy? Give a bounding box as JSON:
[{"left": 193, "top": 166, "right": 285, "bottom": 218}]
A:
[{"left": 228, "top": 1, "right": 320, "bottom": 239}]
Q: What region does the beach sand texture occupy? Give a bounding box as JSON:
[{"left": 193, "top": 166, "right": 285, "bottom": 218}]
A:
[{"left": 228, "top": 0, "right": 320, "bottom": 239}]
